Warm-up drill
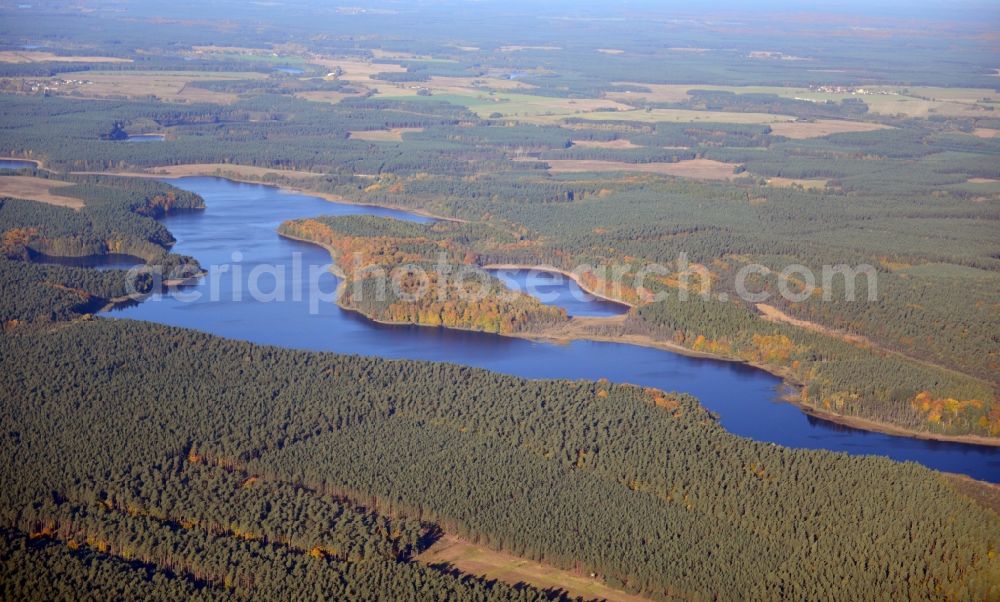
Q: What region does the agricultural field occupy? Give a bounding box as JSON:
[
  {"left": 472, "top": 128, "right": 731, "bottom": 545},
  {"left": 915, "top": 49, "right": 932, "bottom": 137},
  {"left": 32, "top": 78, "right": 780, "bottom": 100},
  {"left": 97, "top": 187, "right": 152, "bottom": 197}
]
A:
[
  {"left": 530, "top": 158, "right": 739, "bottom": 179},
  {"left": 375, "top": 90, "right": 630, "bottom": 120},
  {"left": 0, "top": 175, "right": 83, "bottom": 208},
  {"left": 309, "top": 56, "right": 408, "bottom": 81},
  {"left": 349, "top": 127, "right": 425, "bottom": 141},
  {"left": 1, "top": 70, "right": 267, "bottom": 103},
  {"left": 0, "top": 51, "right": 131, "bottom": 63},
  {"left": 768, "top": 119, "right": 890, "bottom": 138},
  {"left": 570, "top": 138, "right": 641, "bottom": 149},
  {"left": 575, "top": 108, "right": 796, "bottom": 124},
  {"left": 608, "top": 82, "right": 1000, "bottom": 118},
  {"left": 764, "top": 176, "right": 829, "bottom": 190}
]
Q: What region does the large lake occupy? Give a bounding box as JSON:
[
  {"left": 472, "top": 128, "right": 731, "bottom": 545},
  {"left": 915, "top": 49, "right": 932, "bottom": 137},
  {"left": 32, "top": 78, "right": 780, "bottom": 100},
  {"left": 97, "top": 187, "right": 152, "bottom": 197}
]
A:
[{"left": 112, "top": 177, "right": 999, "bottom": 482}]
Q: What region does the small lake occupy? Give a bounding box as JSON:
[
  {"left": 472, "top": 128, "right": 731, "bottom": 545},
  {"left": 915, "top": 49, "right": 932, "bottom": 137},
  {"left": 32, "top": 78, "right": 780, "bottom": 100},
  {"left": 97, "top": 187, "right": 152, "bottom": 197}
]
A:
[
  {"left": 0, "top": 159, "right": 36, "bottom": 169},
  {"left": 111, "top": 176, "right": 1000, "bottom": 482},
  {"left": 31, "top": 252, "right": 145, "bottom": 271},
  {"left": 489, "top": 268, "right": 629, "bottom": 317},
  {"left": 126, "top": 134, "right": 165, "bottom": 142}
]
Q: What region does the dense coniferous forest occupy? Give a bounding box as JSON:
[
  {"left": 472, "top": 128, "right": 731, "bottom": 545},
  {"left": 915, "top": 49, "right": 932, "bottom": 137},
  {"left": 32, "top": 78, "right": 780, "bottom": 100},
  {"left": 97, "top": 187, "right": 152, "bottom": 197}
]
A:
[
  {"left": 1, "top": 318, "right": 998, "bottom": 600},
  {"left": 623, "top": 295, "right": 995, "bottom": 433},
  {"left": 0, "top": 259, "right": 147, "bottom": 326},
  {"left": 0, "top": 174, "right": 203, "bottom": 264}
]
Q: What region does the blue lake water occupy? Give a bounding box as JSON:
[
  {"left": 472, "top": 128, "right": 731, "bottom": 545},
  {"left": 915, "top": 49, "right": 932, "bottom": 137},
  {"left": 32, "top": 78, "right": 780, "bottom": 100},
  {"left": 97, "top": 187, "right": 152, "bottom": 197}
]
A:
[
  {"left": 0, "top": 159, "right": 36, "bottom": 169},
  {"left": 126, "top": 134, "right": 165, "bottom": 142},
  {"left": 32, "top": 252, "right": 144, "bottom": 271},
  {"left": 489, "top": 268, "right": 629, "bottom": 317},
  {"left": 111, "top": 176, "right": 1000, "bottom": 482}
]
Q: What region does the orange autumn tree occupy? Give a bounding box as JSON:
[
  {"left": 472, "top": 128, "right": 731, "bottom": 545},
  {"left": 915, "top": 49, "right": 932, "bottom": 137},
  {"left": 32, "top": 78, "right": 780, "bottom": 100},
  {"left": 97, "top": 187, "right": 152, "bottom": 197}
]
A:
[{"left": 911, "top": 391, "right": 994, "bottom": 432}]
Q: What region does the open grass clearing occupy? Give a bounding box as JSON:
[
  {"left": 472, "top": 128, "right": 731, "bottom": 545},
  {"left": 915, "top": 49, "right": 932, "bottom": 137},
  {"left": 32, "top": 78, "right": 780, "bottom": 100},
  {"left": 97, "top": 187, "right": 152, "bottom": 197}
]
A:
[
  {"left": 575, "top": 108, "right": 795, "bottom": 124},
  {"left": 0, "top": 176, "right": 83, "bottom": 209},
  {"left": 375, "top": 90, "right": 629, "bottom": 120},
  {"left": 863, "top": 92, "right": 999, "bottom": 118},
  {"left": 308, "top": 56, "right": 407, "bottom": 82},
  {"left": 427, "top": 75, "right": 536, "bottom": 92},
  {"left": 954, "top": 178, "right": 1000, "bottom": 196},
  {"left": 349, "top": 127, "right": 424, "bottom": 141},
  {"left": 766, "top": 176, "right": 829, "bottom": 189},
  {"left": 769, "top": 119, "right": 889, "bottom": 138},
  {"left": 607, "top": 82, "right": 854, "bottom": 104},
  {"left": 371, "top": 75, "right": 537, "bottom": 101},
  {"left": 187, "top": 45, "right": 310, "bottom": 66},
  {"left": 971, "top": 128, "right": 1000, "bottom": 138},
  {"left": 527, "top": 157, "right": 738, "bottom": 180},
  {"left": 417, "top": 534, "right": 649, "bottom": 602},
  {"left": 295, "top": 90, "right": 366, "bottom": 105},
  {"left": 9, "top": 70, "right": 267, "bottom": 103},
  {"left": 570, "top": 138, "right": 641, "bottom": 149}
]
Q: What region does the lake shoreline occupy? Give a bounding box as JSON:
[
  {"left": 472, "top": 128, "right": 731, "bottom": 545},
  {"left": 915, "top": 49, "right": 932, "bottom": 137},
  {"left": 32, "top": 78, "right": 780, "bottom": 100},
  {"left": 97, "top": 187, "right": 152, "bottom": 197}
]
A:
[
  {"left": 521, "top": 319, "right": 1000, "bottom": 448},
  {"left": 72, "top": 166, "right": 465, "bottom": 224},
  {"left": 0, "top": 156, "right": 43, "bottom": 167},
  {"left": 798, "top": 405, "right": 1000, "bottom": 448},
  {"left": 89, "top": 170, "right": 1000, "bottom": 451},
  {"left": 282, "top": 231, "right": 1000, "bottom": 450},
  {"left": 98, "top": 270, "right": 207, "bottom": 312}
]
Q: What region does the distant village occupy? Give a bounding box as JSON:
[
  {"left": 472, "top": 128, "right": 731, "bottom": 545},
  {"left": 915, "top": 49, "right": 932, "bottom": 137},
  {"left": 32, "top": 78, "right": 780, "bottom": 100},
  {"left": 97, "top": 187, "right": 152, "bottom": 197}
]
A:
[
  {"left": 3, "top": 77, "right": 93, "bottom": 95},
  {"left": 809, "top": 85, "right": 899, "bottom": 96}
]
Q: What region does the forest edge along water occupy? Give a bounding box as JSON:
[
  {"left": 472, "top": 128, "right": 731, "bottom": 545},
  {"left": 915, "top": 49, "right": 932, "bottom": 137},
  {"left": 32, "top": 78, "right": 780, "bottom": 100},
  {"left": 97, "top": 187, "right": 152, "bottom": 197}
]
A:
[{"left": 106, "top": 175, "right": 1000, "bottom": 483}]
